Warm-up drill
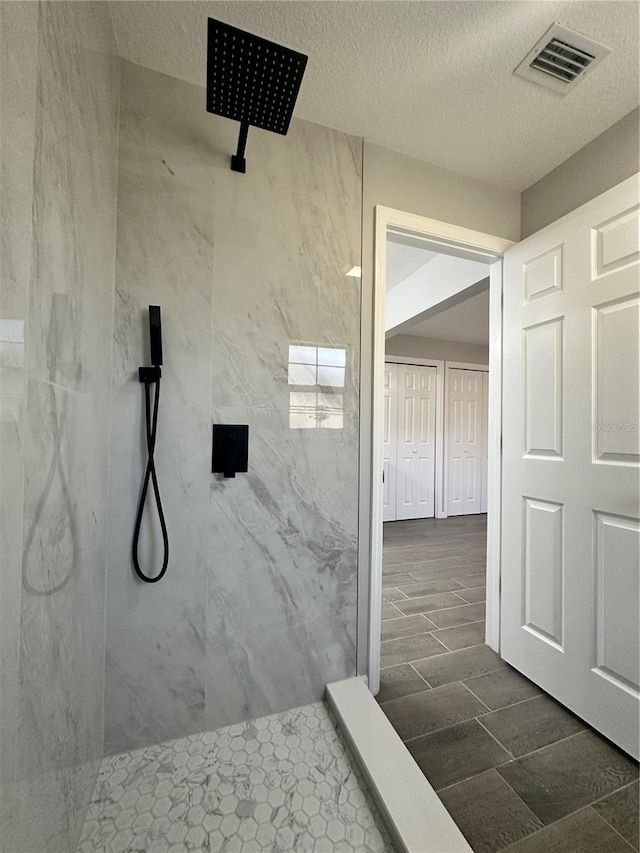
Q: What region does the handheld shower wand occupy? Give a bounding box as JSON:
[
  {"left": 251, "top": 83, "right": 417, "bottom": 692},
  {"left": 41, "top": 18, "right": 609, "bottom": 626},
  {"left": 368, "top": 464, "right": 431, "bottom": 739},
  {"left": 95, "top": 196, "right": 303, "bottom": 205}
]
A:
[{"left": 132, "top": 306, "right": 169, "bottom": 583}]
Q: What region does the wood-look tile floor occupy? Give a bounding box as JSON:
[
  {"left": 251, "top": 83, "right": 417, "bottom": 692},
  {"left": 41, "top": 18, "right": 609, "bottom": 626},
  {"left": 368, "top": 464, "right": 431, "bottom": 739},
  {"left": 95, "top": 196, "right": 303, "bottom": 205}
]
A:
[{"left": 378, "top": 515, "right": 639, "bottom": 853}]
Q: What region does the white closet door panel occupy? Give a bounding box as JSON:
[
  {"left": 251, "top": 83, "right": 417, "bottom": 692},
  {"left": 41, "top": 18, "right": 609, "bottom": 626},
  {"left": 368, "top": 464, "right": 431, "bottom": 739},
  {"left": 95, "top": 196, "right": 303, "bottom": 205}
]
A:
[
  {"left": 446, "top": 368, "right": 483, "bottom": 515},
  {"left": 396, "top": 365, "right": 437, "bottom": 520},
  {"left": 481, "top": 372, "right": 489, "bottom": 513},
  {"left": 382, "top": 363, "right": 398, "bottom": 522}
]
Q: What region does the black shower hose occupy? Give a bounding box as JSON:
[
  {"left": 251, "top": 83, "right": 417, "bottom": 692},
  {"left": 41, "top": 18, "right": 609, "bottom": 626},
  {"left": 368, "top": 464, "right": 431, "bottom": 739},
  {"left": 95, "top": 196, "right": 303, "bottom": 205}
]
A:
[{"left": 132, "top": 377, "right": 169, "bottom": 583}]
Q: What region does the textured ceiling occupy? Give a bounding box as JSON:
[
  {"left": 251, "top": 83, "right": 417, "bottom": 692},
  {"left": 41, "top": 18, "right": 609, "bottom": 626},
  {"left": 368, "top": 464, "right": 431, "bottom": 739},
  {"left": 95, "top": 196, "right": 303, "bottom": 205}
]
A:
[
  {"left": 109, "top": 1, "right": 640, "bottom": 190},
  {"left": 404, "top": 287, "right": 490, "bottom": 345}
]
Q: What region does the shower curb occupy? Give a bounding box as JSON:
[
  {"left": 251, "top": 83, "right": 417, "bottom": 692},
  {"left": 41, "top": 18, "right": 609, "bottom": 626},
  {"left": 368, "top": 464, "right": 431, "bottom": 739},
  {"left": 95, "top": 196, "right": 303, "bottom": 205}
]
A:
[{"left": 326, "top": 677, "right": 472, "bottom": 853}]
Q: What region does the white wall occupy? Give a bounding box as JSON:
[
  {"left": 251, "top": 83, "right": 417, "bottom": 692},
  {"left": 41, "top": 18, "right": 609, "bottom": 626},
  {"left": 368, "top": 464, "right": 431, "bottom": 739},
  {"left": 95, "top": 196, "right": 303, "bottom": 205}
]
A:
[
  {"left": 386, "top": 335, "right": 489, "bottom": 365},
  {"left": 385, "top": 254, "right": 489, "bottom": 336}
]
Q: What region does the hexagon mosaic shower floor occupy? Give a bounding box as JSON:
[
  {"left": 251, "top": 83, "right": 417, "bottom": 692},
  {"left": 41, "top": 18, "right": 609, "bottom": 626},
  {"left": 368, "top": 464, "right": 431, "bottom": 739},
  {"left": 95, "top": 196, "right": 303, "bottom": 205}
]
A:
[{"left": 77, "top": 702, "right": 397, "bottom": 853}]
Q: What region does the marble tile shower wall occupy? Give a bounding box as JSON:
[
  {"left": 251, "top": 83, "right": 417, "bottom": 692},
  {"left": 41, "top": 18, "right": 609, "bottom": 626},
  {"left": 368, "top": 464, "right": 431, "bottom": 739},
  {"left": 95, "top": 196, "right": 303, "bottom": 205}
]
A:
[
  {"left": 104, "top": 62, "right": 363, "bottom": 755},
  {"left": 0, "top": 3, "right": 119, "bottom": 852}
]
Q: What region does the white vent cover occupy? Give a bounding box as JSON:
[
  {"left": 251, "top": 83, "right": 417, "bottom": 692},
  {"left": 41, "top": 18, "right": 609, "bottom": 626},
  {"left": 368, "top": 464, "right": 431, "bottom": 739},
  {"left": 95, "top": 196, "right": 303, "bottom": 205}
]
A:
[{"left": 514, "top": 23, "right": 610, "bottom": 94}]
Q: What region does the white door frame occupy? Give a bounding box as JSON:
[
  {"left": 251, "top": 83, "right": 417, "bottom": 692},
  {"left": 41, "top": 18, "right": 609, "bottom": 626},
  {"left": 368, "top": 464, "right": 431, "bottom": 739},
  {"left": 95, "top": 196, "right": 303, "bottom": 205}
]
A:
[
  {"left": 442, "top": 362, "right": 489, "bottom": 520},
  {"left": 367, "top": 206, "right": 514, "bottom": 694}
]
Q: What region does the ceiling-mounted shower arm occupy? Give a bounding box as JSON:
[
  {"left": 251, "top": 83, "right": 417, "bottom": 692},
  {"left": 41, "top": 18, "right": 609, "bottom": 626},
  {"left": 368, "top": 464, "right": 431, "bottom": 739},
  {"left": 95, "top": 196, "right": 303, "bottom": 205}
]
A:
[
  {"left": 232, "top": 120, "right": 250, "bottom": 174},
  {"left": 206, "top": 18, "right": 308, "bottom": 174}
]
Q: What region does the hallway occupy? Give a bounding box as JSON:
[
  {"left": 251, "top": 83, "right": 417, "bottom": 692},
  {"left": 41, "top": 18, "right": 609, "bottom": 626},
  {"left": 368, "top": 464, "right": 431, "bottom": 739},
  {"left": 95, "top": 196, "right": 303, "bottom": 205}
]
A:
[{"left": 378, "top": 516, "right": 639, "bottom": 852}]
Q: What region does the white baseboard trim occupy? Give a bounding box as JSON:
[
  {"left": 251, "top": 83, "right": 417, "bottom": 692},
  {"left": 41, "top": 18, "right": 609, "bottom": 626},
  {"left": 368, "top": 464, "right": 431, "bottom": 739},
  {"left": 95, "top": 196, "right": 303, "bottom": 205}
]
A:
[{"left": 326, "top": 677, "right": 472, "bottom": 853}]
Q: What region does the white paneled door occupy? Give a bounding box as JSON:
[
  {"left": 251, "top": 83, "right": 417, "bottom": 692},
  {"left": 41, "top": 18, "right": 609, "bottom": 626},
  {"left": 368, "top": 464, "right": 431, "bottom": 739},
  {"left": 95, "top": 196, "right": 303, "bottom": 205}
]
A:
[
  {"left": 382, "top": 363, "right": 398, "bottom": 522},
  {"left": 481, "top": 372, "right": 489, "bottom": 514},
  {"left": 384, "top": 363, "right": 437, "bottom": 521},
  {"left": 501, "top": 175, "right": 640, "bottom": 758},
  {"left": 396, "top": 365, "right": 437, "bottom": 520},
  {"left": 446, "top": 368, "right": 485, "bottom": 516}
]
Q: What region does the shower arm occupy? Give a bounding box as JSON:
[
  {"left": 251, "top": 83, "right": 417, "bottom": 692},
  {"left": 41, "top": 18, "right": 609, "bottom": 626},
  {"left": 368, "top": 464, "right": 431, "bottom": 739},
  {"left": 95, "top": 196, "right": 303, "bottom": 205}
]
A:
[{"left": 231, "top": 120, "right": 250, "bottom": 174}]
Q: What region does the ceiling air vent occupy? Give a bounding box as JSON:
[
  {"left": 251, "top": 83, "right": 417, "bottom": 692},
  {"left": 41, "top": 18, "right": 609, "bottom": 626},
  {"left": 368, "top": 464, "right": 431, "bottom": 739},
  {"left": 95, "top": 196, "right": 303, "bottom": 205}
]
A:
[{"left": 514, "top": 23, "right": 610, "bottom": 94}]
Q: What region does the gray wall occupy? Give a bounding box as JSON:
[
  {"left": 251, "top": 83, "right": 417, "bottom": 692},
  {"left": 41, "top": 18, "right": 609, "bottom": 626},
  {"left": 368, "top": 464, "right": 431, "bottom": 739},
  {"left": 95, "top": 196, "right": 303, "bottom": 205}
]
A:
[
  {"left": 104, "top": 61, "right": 362, "bottom": 754},
  {"left": 0, "top": 3, "right": 119, "bottom": 851},
  {"left": 386, "top": 336, "right": 489, "bottom": 365},
  {"left": 521, "top": 107, "right": 640, "bottom": 237},
  {"left": 357, "top": 142, "right": 520, "bottom": 670},
  {"left": 363, "top": 142, "right": 522, "bottom": 245}
]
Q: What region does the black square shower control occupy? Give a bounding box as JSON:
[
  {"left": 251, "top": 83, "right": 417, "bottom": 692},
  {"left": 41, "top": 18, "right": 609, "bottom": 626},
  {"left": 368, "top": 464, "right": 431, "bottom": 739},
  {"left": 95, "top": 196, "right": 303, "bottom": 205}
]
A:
[{"left": 212, "top": 424, "right": 249, "bottom": 479}]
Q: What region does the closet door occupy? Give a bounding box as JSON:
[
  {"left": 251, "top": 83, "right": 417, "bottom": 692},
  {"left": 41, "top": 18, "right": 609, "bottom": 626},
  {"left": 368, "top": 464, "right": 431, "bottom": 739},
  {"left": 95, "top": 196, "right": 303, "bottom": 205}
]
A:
[
  {"left": 481, "top": 371, "right": 489, "bottom": 514},
  {"left": 446, "top": 368, "right": 484, "bottom": 516},
  {"left": 396, "top": 365, "right": 437, "bottom": 520},
  {"left": 382, "top": 363, "right": 399, "bottom": 522}
]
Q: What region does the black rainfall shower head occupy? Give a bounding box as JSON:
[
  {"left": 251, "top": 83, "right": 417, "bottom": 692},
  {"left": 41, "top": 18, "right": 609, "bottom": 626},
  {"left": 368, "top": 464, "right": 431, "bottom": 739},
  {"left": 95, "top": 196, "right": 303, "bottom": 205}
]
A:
[{"left": 206, "top": 18, "right": 308, "bottom": 173}]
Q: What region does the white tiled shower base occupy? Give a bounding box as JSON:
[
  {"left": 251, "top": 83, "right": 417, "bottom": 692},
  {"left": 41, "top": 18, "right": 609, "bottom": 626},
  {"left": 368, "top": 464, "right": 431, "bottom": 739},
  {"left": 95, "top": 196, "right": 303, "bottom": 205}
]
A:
[{"left": 77, "top": 702, "right": 397, "bottom": 853}]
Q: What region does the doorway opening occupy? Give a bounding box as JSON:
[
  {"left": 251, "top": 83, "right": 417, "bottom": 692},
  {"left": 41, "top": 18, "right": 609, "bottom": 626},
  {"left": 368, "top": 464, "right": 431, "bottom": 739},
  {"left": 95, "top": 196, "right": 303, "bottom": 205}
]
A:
[
  {"left": 378, "top": 226, "right": 495, "bottom": 701},
  {"left": 365, "top": 188, "right": 640, "bottom": 853},
  {"left": 367, "top": 208, "right": 511, "bottom": 694}
]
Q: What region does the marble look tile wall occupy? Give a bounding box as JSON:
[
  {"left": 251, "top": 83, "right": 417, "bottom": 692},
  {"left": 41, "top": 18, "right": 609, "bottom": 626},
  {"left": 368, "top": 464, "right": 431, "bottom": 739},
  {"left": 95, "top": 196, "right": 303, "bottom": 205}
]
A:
[
  {"left": 105, "top": 61, "right": 363, "bottom": 753},
  {"left": 0, "top": 5, "right": 38, "bottom": 848},
  {"left": 0, "top": 3, "right": 119, "bottom": 851}
]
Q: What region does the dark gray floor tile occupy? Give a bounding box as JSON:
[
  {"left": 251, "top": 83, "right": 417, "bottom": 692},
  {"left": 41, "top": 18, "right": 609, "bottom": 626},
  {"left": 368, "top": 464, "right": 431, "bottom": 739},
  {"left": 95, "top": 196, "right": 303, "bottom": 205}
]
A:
[
  {"left": 396, "top": 577, "right": 465, "bottom": 598},
  {"left": 464, "top": 666, "right": 541, "bottom": 711},
  {"left": 385, "top": 544, "right": 462, "bottom": 557},
  {"left": 481, "top": 694, "right": 585, "bottom": 757},
  {"left": 428, "top": 602, "right": 486, "bottom": 629},
  {"left": 457, "top": 586, "right": 486, "bottom": 603},
  {"left": 454, "top": 573, "right": 487, "bottom": 588},
  {"left": 380, "top": 632, "right": 447, "bottom": 668},
  {"left": 382, "top": 587, "right": 408, "bottom": 603},
  {"left": 505, "top": 807, "right": 636, "bottom": 853},
  {"left": 376, "top": 664, "right": 430, "bottom": 704},
  {"left": 439, "top": 769, "right": 542, "bottom": 853},
  {"left": 385, "top": 550, "right": 463, "bottom": 568},
  {"left": 433, "top": 620, "right": 485, "bottom": 650},
  {"left": 381, "top": 602, "right": 403, "bottom": 621},
  {"left": 413, "top": 643, "right": 506, "bottom": 688},
  {"left": 381, "top": 682, "right": 487, "bottom": 741},
  {"left": 497, "top": 730, "right": 639, "bottom": 825},
  {"left": 593, "top": 781, "right": 639, "bottom": 851},
  {"left": 382, "top": 572, "right": 416, "bottom": 587},
  {"left": 381, "top": 614, "right": 435, "bottom": 642},
  {"left": 409, "top": 563, "right": 485, "bottom": 582},
  {"left": 394, "top": 591, "right": 467, "bottom": 616},
  {"left": 452, "top": 556, "right": 485, "bottom": 565},
  {"left": 407, "top": 719, "right": 511, "bottom": 790}
]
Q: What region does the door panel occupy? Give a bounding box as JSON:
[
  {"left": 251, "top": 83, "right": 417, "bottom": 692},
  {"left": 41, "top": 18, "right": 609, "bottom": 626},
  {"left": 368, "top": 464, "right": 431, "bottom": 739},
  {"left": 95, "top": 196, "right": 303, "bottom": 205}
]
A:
[
  {"left": 594, "top": 512, "right": 639, "bottom": 690},
  {"left": 481, "top": 373, "right": 489, "bottom": 513},
  {"left": 501, "top": 175, "right": 640, "bottom": 758},
  {"left": 382, "top": 363, "right": 398, "bottom": 522},
  {"left": 396, "top": 365, "right": 437, "bottom": 520},
  {"left": 594, "top": 296, "right": 640, "bottom": 464},
  {"left": 446, "top": 368, "right": 484, "bottom": 515},
  {"left": 523, "top": 497, "right": 564, "bottom": 648},
  {"left": 523, "top": 319, "right": 563, "bottom": 458}
]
